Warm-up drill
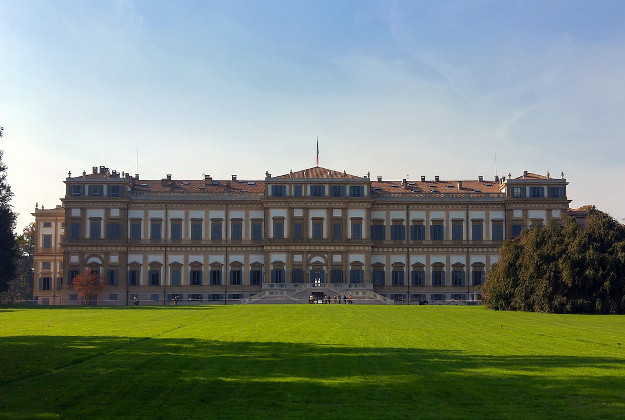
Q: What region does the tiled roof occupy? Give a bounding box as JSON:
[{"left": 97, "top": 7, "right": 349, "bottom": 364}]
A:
[
  {"left": 132, "top": 179, "right": 265, "bottom": 194},
  {"left": 370, "top": 179, "right": 502, "bottom": 195},
  {"left": 275, "top": 167, "right": 363, "bottom": 179},
  {"left": 514, "top": 172, "right": 550, "bottom": 180}
]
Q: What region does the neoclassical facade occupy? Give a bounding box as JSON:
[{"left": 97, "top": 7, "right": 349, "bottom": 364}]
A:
[{"left": 36, "top": 165, "right": 570, "bottom": 305}]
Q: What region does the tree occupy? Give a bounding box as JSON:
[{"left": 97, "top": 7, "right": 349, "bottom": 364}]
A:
[
  {"left": 0, "top": 222, "right": 35, "bottom": 304},
  {"left": 72, "top": 270, "right": 104, "bottom": 305},
  {"left": 483, "top": 207, "right": 625, "bottom": 314},
  {"left": 0, "top": 125, "right": 18, "bottom": 293}
]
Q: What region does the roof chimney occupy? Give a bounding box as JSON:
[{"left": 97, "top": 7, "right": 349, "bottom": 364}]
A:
[
  {"left": 167, "top": 174, "right": 172, "bottom": 181},
  {"left": 523, "top": 170, "right": 528, "bottom": 178},
  {"left": 478, "top": 176, "right": 483, "bottom": 182},
  {"left": 135, "top": 173, "right": 139, "bottom": 180},
  {"left": 421, "top": 176, "right": 426, "bottom": 182},
  {"left": 232, "top": 175, "right": 237, "bottom": 181},
  {"left": 204, "top": 174, "right": 212, "bottom": 185},
  {"left": 435, "top": 176, "right": 439, "bottom": 182},
  {"left": 494, "top": 175, "right": 499, "bottom": 183},
  {"left": 457, "top": 181, "right": 462, "bottom": 190},
  {"left": 377, "top": 176, "right": 382, "bottom": 182},
  {"left": 92, "top": 167, "right": 98, "bottom": 174},
  {"left": 402, "top": 179, "right": 407, "bottom": 188}
]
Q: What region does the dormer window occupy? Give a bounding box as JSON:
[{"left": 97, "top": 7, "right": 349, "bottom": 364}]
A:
[
  {"left": 87, "top": 185, "right": 103, "bottom": 196},
  {"left": 529, "top": 187, "right": 545, "bottom": 198},
  {"left": 271, "top": 185, "right": 286, "bottom": 197},
  {"left": 511, "top": 186, "right": 525, "bottom": 198}
]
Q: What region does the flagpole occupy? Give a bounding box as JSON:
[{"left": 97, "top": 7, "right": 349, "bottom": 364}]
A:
[{"left": 316, "top": 137, "right": 319, "bottom": 167}]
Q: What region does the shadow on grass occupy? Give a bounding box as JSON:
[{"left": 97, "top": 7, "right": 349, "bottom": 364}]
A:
[{"left": 1, "top": 335, "right": 624, "bottom": 419}]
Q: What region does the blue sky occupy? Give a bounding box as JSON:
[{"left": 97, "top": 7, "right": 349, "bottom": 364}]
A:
[{"left": 1, "top": 0, "right": 624, "bottom": 231}]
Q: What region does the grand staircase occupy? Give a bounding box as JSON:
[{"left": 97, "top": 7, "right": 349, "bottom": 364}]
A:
[{"left": 241, "top": 283, "right": 394, "bottom": 305}]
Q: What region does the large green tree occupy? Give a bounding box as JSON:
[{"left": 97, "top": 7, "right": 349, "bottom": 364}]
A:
[
  {"left": 1, "top": 222, "right": 35, "bottom": 303},
  {"left": 0, "top": 126, "right": 18, "bottom": 292},
  {"left": 483, "top": 207, "right": 625, "bottom": 314}
]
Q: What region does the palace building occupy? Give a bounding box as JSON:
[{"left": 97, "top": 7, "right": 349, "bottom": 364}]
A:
[{"left": 34, "top": 165, "right": 570, "bottom": 305}]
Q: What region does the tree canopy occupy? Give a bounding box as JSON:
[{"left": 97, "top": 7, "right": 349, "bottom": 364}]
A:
[
  {"left": 483, "top": 207, "right": 625, "bottom": 314},
  {"left": 72, "top": 270, "right": 104, "bottom": 305},
  {"left": 0, "top": 126, "right": 18, "bottom": 292}
]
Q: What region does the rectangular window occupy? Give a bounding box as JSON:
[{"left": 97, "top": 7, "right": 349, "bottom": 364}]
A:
[
  {"left": 273, "top": 219, "right": 284, "bottom": 239},
  {"left": 210, "top": 270, "right": 222, "bottom": 285},
  {"left": 511, "top": 224, "right": 524, "bottom": 238},
  {"left": 452, "top": 271, "right": 465, "bottom": 286},
  {"left": 40, "top": 277, "right": 52, "bottom": 291},
  {"left": 149, "top": 269, "right": 160, "bottom": 286},
  {"left": 310, "top": 185, "right": 326, "bottom": 197},
  {"left": 42, "top": 261, "right": 51, "bottom": 270},
  {"left": 170, "top": 268, "right": 181, "bottom": 286},
  {"left": 391, "top": 223, "right": 405, "bottom": 241},
  {"left": 452, "top": 221, "right": 463, "bottom": 241},
  {"left": 128, "top": 269, "right": 139, "bottom": 286},
  {"left": 150, "top": 221, "right": 161, "bottom": 240},
  {"left": 271, "top": 185, "right": 286, "bottom": 197},
  {"left": 293, "top": 185, "right": 303, "bottom": 196},
  {"left": 492, "top": 221, "right": 503, "bottom": 241},
  {"left": 432, "top": 270, "right": 446, "bottom": 286},
  {"left": 70, "top": 185, "right": 83, "bottom": 196},
  {"left": 107, "top": 222, "right": 122, "bottom": 239},
  {"left": 430, "top": 222, "right": 444, "bottom": 241},
  {"left": 472, "top": 270, "right": 485, "bottom": 286},
  {"left": 190, "top": 270, "right": 203, "bottom": 286},
  {"left": 211, "top": 220, "right": 222, "bottom": 240},
  {"left": 349, "top": 185, "right": 364, "bottom": 197},
  {"left": 70, "top": 223, "right": 80, "bottom": 239},
  {"left": 411, "top": 270, "right": 425, "bottom": 286},
  {"left": 451, "top": 293, "right": 466, "bottom": 301},
  {"left": 189, "top": 293, "right": 204, "bottom": 301},
  {"left": 331, "top": 269, "right": 343, "bottom": 284},
  {"left": 231, "top": 220, "right": 242, "bottom": 240},
  {"left": 150, "top": 293, "right": 160, "bottom": 301},
  {"left": 108, "top": 185, "right": 122, "bottom": 197},
  {"left": 69, "top": 293, "right": 78, "bottom": 301},
  {"left": 251, "top": 221, "right": 262, "bottom": 241},
  {"left": 292, "top": 268, "right": 304, "bottom": 283},
  {"left": 371, "top": 221, "right": 385, "bottom": 241},
  {"left": 313, "top": 220, "right": 323, "bottom": 239},
  {"left": 109, "top": 294, "right": 118, "bottom": 301},
  {"left": 130, "top": 221, "right": 141, "bottom": 240},
  {"left": 350, "top": 270, "right": 364, "bottom": 283},
  {"left": 351, "top": 220, "right": 362, "bottom": 239},
  {"left": 43, "top": 234, "right": 52, "bottom": 248},
  {"left": 293, "top": 222, "right": 303, "bottom": 239},
  {"left": 171, "top": 220, "right": 182, "bottom": 240},
  {"left": 191, "top": 220, "right": 202, "bottom": 240},
  {"left": 549, "top": 186, "right": 564, "bottom": 198},
  {"left": 529, "top": 187, "right": 545, "bottom": 198},
  {"left": 391, "top": 270, "right": 405, "bottom": 286},
  {"left": 472, "top": 221, "right": 483, "bottom": 241},
  {"left": 107, "top": 269, "right": 118, "bottom": 286},
  {"left": 332, "top": 222, "right": 342, "bottom": 240},
  {"left": 372, "top": 270, "right": 385, "bottom": 286},
  {"left": 250, "top": 269, "right": 262, "bottom": 285},
  {"left": 411, "top": 223, "right": 425, "bottom": 241},
  {"left": 87, "top": 185, "right": 103, "bottom": 196},
  {"left": 331, "top": 185, "right": 345, "bottom": 197},
  {"left": 512, "top": 187, "right": 525, "bottom": 198},
  {"left": 230, "top": 269, "right": 242, "bottom": 285},
  {"left": 271, "top": 269, "right": 285, "bottom": 283},
  {"left": 43, "top": 222, "right": 52, "bottom": 228},
  {"left": 68, "top": 270, "right": 79, "bottom": 286},
  {"left": 89, "top": 220, "right": 101, "bottom": 239}
]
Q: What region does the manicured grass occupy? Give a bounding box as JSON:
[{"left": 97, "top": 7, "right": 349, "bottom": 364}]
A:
[{"left": 0, "top": 305, "right": 624, "bottom": 419}]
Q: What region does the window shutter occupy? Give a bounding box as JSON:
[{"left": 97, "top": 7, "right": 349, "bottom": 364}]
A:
[
  {"left": 38, "top": 277, "right": 43, "bottom": 291},
  {"left": 461, "top": 271, "right": 465, "bottom": 286},
  {"left": 482, "top": 271, "right": 486, "bottom": 283},
  {"left": 441, "top": 270, "right": 446, "bottom": 286},
  {"left": 271, "top": 270, "right": 276, "bottom": 283}
]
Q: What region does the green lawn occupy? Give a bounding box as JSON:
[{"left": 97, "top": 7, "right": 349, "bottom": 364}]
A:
[{"left": 0, "top": 305, "right": 624, "bottom": 419}]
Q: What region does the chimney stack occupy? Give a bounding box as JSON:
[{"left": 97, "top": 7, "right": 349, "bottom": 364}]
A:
[
  {"left": 232, "top": 175, "right": 237, "bottom": 181},
  {"left": 435, "top": 176, "right": 440, "bottom": 182},
  {"left": 421, "top": 176, "right": 426, "bottom": 182},
  {"left": 457, "top": 181, "right": 463, "bottom": 190},
  {"left": 478, "top": 176, "right": 483, "bottom": 182},
  {"left": 377, "top": 176, "right": 382, "bottom": 182}
]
